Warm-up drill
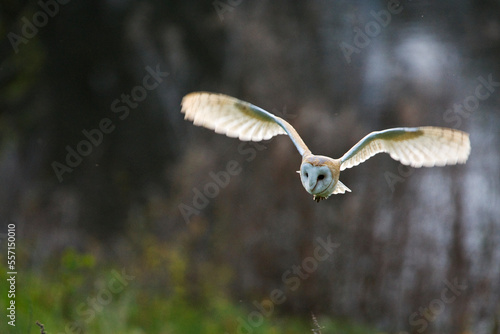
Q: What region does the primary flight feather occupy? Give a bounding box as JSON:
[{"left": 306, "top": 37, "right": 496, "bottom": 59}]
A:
[{"left": 181, "top": 92, "right": 470, "bottom": 202}]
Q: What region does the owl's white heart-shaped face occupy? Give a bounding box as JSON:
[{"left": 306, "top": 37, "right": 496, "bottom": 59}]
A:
[{"left": 300, "top": 163, "right": 336, "bottom": 197}]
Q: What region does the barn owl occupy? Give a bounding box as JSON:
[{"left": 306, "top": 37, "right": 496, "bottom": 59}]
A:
[{"left": 181, "top": 92, "right": 470, "bottom": 202}]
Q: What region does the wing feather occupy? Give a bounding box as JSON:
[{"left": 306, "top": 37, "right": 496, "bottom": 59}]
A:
[
  {"left": 181, "top": 92, "right": 311, "bottom": 156},
  {"left": 340, "top": 127, "right": 470, "bottom": 170},
  {"left": 332, "top": 180, "right": 352, "bottom": 194}
]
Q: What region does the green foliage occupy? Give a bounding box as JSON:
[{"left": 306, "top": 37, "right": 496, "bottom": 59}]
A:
[{"left": 0, "top": 238, "right": 382, "bottom": 334}]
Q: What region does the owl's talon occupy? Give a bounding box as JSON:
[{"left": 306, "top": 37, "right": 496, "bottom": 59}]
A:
[{"left": 313, "top": 195, "right": 324, "bottom": 203}]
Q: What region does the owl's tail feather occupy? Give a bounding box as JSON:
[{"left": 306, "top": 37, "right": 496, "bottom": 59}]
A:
[{"left": 332, "top": 180, "right": 351, "bottom": 195}]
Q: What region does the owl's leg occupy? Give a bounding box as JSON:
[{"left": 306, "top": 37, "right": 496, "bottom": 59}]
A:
[{"left": 313, "top": 195, "right": 326, "bottom": 202}]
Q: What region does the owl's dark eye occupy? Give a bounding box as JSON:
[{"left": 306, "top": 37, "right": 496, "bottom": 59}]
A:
[
  {"left": 305, "top": 172, "right": 309, "bottom": 178},
  {"left": 318, "top": 174, "right": 325, "bottom": 180}
]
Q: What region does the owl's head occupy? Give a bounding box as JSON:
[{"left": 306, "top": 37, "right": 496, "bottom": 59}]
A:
[{"left": 299, "top": 155, "right": 340, "bottom": 200}]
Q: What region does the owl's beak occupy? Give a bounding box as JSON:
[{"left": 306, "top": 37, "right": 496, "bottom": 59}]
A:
[{"left": 308, "top": 177, "right": 317, "bottom": 191}]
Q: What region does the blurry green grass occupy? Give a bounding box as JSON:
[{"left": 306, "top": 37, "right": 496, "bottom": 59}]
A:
[{"left": 0, "top": 241, "right": 381, "bottom": 334}]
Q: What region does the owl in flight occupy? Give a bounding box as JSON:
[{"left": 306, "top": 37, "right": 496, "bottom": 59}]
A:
[{"left": 181, "top": 92, "right": 470, "bottom": 202}]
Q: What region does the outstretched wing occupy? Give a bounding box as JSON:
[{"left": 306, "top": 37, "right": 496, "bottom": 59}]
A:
[
  {"left": 181, "top": 92, "right": 310, "bottom": 156},
  {"left": 340, "top": 127, "right": 470, "bottom": 171}
]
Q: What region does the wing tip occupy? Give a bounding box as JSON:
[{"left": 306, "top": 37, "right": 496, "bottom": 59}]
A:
[{"left": 180, "top": 92, "right": 293, "bottom": 144}]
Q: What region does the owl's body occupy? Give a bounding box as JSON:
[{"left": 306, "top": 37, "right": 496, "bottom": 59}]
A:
[{"left": 181, "top": 92, "right": 471, "bottom": 202}]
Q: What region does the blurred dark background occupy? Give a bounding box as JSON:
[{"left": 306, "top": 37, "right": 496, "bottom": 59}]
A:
[{"left": 1, "top": 0, "right": 499, "bottom": 333}]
